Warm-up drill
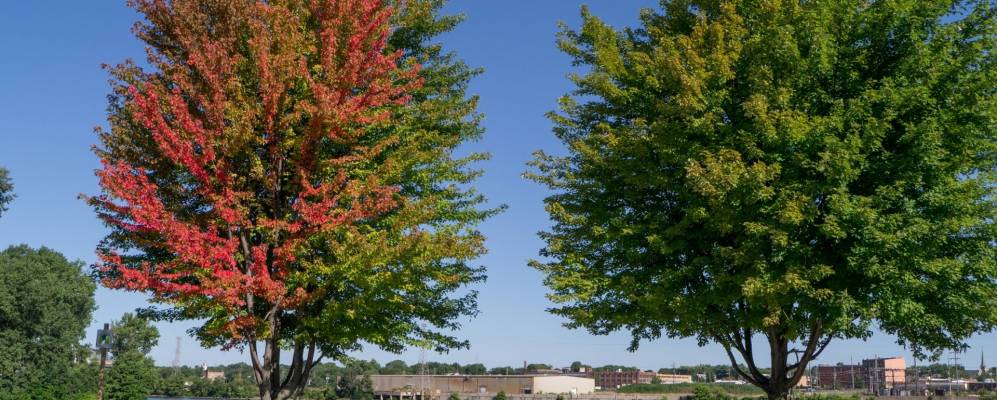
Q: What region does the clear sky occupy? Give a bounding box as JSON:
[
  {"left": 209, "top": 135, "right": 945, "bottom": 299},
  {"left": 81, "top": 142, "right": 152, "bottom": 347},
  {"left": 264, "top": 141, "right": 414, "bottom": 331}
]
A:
[{"left": 0, "top": 1, "right": 993, "bottom": 372}]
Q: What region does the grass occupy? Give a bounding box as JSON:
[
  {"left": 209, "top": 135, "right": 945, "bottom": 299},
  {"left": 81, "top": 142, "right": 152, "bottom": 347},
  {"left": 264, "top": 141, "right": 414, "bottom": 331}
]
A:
[{"left": 615, "top": 383, "right": 766, "bottom": 396}]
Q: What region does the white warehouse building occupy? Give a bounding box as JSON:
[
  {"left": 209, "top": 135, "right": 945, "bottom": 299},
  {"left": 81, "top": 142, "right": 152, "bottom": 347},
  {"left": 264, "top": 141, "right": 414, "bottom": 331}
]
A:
[{"left": 372, "top": 374, "right": 596, "bottom": 396}]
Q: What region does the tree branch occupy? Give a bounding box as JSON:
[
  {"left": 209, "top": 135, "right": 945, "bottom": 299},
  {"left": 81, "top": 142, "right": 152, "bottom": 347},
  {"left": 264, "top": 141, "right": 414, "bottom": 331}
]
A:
[
  {"left": 787, "top": 321, "right": 824, "bottom": 388},
  {"left": 721, "top": 343, "right": 762, "bottom": 386}
]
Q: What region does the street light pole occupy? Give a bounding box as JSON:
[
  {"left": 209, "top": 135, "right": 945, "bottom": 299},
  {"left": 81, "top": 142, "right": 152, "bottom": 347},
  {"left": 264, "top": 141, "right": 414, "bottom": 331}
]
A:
[{"left": 96, "top": 323, "right": 112, "bottom": 400}]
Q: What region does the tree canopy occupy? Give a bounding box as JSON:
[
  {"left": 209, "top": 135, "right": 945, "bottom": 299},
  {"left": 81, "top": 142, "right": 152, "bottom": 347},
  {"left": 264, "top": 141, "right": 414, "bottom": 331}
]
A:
[
  {"left": 89, "top": 0, "right": 495, "bottom": 399},
  {"left": 106, "top": 350, "right": 157, "bottom": 400},
  {"left": 529, "top": 1, "right": 997, "bottom": 399},
  {"left": 111, "top": 312, "right": 160, "bottom": 357},
  {"left": 0, "top": 245, "right": 96, "bottom": 399}
]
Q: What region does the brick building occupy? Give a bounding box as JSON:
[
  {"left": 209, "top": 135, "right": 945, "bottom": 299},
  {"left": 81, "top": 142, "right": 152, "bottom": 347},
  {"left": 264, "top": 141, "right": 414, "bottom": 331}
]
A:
[
  {"left": 814, "top": 357, "right": 906, "bottom": 390},
  {"left": 591, "top": 370, "right": 656, "bottom": 389},
  {"left": 815, "top": 364, "right": 864, "bottom": 389},
  {"left": 862, "top": 357, "right": 906, "bottom": 389}
]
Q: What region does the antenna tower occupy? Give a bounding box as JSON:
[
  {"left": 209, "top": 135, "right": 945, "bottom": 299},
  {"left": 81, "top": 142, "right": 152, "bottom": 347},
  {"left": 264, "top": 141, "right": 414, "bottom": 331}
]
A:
[{"left": 172, "top": 337, "right": 182, "bottom": 370}]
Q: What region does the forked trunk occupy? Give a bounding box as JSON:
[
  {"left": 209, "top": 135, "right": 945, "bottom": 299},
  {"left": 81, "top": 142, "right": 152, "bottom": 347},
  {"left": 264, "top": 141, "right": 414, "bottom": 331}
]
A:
[
  {"left": 720, "top": 321, "right": 830, "bottom": 400},
  {"left": 251, "top": 334, "right": 321, "bottom": 400}
]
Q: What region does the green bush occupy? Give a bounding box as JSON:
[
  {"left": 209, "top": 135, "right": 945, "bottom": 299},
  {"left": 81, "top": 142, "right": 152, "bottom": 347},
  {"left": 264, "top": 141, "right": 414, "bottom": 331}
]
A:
[
  {"left": 494, "top": 390, "right": 508, "bottom": 400},
  {"left": 619, "top": 383, "right": 765, "bottom": 396},
  {"left": 105, "top": 351, "right": 157, "bottom": 400}
]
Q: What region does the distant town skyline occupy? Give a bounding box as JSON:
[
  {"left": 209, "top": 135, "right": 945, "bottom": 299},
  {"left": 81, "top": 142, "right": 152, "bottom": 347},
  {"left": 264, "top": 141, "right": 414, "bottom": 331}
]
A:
[{"left": 0, "top": 0, "right": 994, "bottom": 372}]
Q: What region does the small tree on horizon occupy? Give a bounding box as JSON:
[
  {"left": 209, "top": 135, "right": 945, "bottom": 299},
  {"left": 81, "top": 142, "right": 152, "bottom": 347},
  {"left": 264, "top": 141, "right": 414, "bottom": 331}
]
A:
[
  {"left": 530, "top": 2, "right": 997, "bottom": 400},
  {"left": 110, "top": 313, "right": 159, "bottom": 358},
  {"left": 0, "top": 167, "right": 14, "bottom": 219},
  {"left": 89, "top": 0, "right": 495, "bottom": 399}
]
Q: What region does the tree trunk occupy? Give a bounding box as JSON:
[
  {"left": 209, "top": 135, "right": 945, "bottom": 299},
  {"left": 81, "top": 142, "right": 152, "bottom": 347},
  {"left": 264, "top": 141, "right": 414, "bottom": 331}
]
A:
[
  {"left": 251, "top": 320, "right": 283, "bottom": 400},
  {"left": 251, "top": 335, "right": 319, "bottom": 400},
  {"left": 720, "top": 321, "right": 830, "bottom": 400}
]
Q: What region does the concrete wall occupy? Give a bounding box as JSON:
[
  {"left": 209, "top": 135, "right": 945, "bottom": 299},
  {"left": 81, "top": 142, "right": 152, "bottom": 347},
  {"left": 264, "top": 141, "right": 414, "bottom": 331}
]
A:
[
  {"left": 533, "top": 376, "right": 596, "bottom": 394},
  {"left": 656, "top": 374, "right": 693, "bottom": 384}
]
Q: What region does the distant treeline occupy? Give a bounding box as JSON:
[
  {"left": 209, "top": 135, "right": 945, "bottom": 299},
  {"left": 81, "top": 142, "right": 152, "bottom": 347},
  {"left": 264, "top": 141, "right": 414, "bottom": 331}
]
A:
[{"left": 149, "top": 359, "right": 990, "bottom": 399}]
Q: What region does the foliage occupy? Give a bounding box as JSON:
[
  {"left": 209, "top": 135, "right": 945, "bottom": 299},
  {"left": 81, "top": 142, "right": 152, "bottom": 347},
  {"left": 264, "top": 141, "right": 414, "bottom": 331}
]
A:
[
  {"left": 592, "top": 365, "right": 640, "bottom": 372},
  {"left": 909, "top": 363, "right": 968, "bottom": 379},
  {"left": 152, "top": 374, "right": 189, "bottom": 398},
  {"left": 105, "top": 350, "right": 157, "bottom": 400},
  {"left": 979, "top": 390, "right": 997, "bottom": 400},
  {"left": 0, "top": 167, "right": 12, "bottom": 218},
  {"left": 188, "top": 376, "right": 258, "bottom": 398},
  {"left": 0, "top": 245, "right": 96, "bottom": 399},
  {"left": 570, "top": 361, "right": 592, "bottom": 372},
  {"left": 110, "top": 313, "right": 159, "bottom": 357},
  {"left": 620, "top": 383, "right": 764, "bottom": 396},
  {"left": 659, "top": 365, "right": 758, "bottom": 381},
  {"left": 494, "top": 390, "right": 508, "bottom": 400},
  {"left": 336, "top": 374, "right": 374, "bottom": 400},
  {"left": 530, "top": 1, "right": 997, "bottom": 399},
  {"left": 527, "top": 363, "right": 553, "bottom": 371},
  {"left": 382, "top": 360, "right": 409, "bottom": 375},
  {"left": 488, "top": 367, "right": 516, "bottom": 375},
  {"left": 691, "top": 386, "right": 736, "bottom": 400},
  {"left": 151, "top": 369, "right": 258, "bottom": 398},
  {"left": 450, "top": 392, "right": 462, "bottom": 400},
  {"left": 90, "top": 0, "right": 495, "bottom": 398}
]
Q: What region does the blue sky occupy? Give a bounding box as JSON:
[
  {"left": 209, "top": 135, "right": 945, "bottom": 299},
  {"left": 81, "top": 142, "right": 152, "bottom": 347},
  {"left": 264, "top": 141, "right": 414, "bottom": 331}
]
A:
[{"left": 0, "top": 1, "right": 993, "bottom": 371}]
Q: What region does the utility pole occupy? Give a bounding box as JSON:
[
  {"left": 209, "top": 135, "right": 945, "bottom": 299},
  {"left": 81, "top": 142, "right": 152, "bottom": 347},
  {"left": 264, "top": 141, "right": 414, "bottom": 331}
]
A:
[
  {"left": 949, "top": 350, "right": 961, "bottom": 395},
  {"left": 172, "top": 336, "right": 182, "bottom": 374},
  {"left": 419, "top": 348, "right": 427, "bottom": 400},
  {"left": 850, "top": 356, "right": 856, "bottom": 391},
  {"left": 95, "top": 323, "right": 113, "bottom": 400}
]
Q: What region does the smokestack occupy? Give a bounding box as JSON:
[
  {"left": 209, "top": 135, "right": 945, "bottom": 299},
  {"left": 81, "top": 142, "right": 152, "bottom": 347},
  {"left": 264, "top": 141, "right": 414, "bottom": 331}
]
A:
[{"left": 524, "top": 361, "right": 528, "bottom": 373}]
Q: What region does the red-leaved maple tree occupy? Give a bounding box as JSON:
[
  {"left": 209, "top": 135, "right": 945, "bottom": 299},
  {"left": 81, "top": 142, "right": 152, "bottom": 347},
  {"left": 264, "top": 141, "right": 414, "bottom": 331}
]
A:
[{"left": 89, "top": 1, "right": 492, "bottom": 399}]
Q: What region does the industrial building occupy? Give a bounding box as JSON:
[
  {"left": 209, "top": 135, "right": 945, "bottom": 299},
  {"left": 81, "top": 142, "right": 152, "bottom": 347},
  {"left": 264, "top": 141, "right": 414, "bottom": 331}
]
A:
[
  {"left": 813, "top": 357, "right": 906, "bottom": 390},
  {"left": 589, "top": 370, "right": 693, "bottom": 388},
  {"left": 591, "top": 370, "right": 655, "bottom": 388},
  {"left": 371, "top": 375, "right": 595, "bottom": 397}
]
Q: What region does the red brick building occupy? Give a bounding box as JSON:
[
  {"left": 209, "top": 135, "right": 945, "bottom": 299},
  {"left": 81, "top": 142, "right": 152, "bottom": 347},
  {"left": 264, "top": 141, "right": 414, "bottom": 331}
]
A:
[
  {"left": 814, "top": 357, "right": 906, "bottom": 390},
  {"left": 862, "top": 357, "right": 906, "bottom": 389},
  {"left": 592, "top": 370, "right": 656, "bottom": 389},
  {"left": 815, "top": 364, "right": 865, "bottom": 389}
]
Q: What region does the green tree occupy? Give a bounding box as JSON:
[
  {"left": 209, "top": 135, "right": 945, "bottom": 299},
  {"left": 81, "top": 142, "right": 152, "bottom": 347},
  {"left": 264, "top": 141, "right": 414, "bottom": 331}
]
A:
[
  {"left": 530, "top": 2, "right": 997, "bottom": 400},
  {"left": 570, "top": 361, "right": 591, "bottom": 372},
  {"left": 153, "top": 374, "right": 188, "bottom": 397},
  {"left": 526, "top": 363, "right": 552, "bottom": 372},
  {"left": 0, "top": 167, "right": 12, "bottom": 219},
  {"left": 336, "top": 374, "right": 374, "bottom": 400},
  {"left": 488, "top": 367, "right": 513, "bottom": 375},
  {"left": 449, "top": 392, "right": 461, "bottom": 400},
  {"left": 382, "top": 360, "right": 409, "bottom": 375},
  {"left": 493, "top": 390, "right": 507, "bottom": 400},
  {"left": 0, "top": 245, "right": 96, "bottom": 399},
  {"left": 462, "top": 363, "right": 487, "bottom": 375},
  {"left": 110, "top": 313, "right": 159, "bottom": 357},
  {"left": 105, "top": 350, "right": 157, "bottom": 400}
]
